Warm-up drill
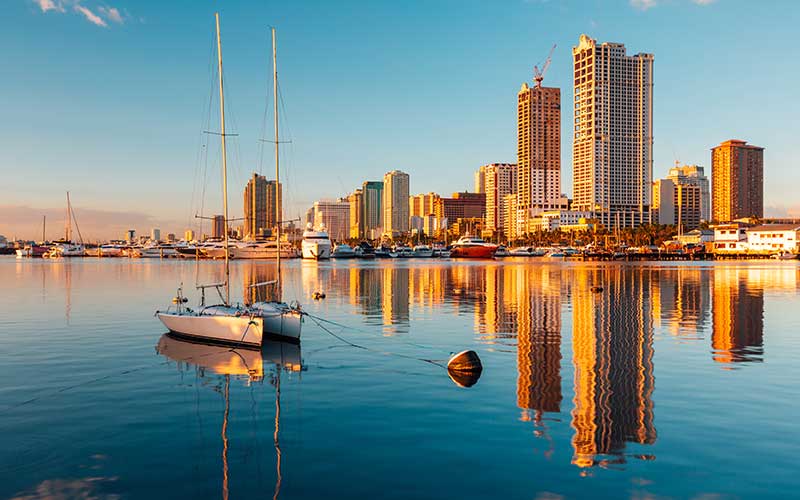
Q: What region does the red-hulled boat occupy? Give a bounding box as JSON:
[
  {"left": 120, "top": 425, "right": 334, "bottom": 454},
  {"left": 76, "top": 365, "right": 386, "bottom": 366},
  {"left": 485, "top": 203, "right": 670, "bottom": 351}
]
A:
[{"left": 449, "top": 235, "right": 498, "bottom": 259}]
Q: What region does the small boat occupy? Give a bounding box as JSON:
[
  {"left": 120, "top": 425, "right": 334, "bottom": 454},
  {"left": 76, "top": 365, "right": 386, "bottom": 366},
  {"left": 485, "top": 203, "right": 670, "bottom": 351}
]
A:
[
  {"left": 509, "top": 246, "right": 534, "bottom": 256},
  {"left": 302, "top": 223, "right": 332, "bottom": 260},
  {"left": 16, "top": 244, "right": 50, "bottom": 258},
  {"left": 449, "top": 235, "right": 497, "bottom": 259},
  {"left": 134, "top": 243, "right": 179, "bottom": 258},
  {"left": 494, "top": 245, "right": 509, "bottom": 257},
  {"left": 412, "top": 244, "right": 434, "bottom": 258},
  {"left": 332, "top": 243, "right": 356, "bottom": 258},
  {"left": 771, "top": 251, "right": 797, "bottom": 260},
  {"left": 234, "top": 240, "right": 298, "bottom": 259},
  {"left": 354, "top": 242, "right": 376, "bottom": 259},
  {"left": 393, "top": 244, "right": 414, "bottom": 258},
  {"left": 545, "top": 250, "right": 566, "bottom": 258},
  {"left": 374, "top": 245, "right": 396, "bottom": 258}
]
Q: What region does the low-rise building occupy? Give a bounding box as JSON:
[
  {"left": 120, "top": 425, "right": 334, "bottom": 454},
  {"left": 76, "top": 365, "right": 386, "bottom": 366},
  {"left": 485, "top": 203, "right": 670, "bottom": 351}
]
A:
[
  {"left": 745, "top": 224, "right": 800, "bottom": 253},
  {"left": 712, "top": 223, "right": 749, "bottom": 253}
]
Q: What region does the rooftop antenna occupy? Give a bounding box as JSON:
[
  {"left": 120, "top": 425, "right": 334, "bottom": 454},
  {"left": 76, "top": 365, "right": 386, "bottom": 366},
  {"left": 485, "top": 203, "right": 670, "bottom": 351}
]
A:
[{"left": 533, "top": 44, "right": 556, "bottom": 89}]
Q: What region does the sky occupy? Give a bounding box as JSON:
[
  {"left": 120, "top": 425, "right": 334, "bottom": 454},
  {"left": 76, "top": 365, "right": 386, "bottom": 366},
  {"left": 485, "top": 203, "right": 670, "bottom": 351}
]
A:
[{"left": 2, "top": 0, "right": 799, "bottom": 241}]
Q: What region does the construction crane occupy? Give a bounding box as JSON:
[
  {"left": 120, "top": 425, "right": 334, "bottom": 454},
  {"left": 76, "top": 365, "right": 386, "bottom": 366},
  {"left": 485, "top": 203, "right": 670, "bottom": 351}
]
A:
[{"left": 533, "top": 44, "right": 556, "bottom": 88}]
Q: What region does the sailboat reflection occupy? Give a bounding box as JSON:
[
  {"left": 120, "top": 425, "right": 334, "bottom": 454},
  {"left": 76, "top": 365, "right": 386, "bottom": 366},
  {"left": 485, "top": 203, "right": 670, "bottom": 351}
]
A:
[{"left": 156, "top": 334, "right": 303, "bottom": 500}]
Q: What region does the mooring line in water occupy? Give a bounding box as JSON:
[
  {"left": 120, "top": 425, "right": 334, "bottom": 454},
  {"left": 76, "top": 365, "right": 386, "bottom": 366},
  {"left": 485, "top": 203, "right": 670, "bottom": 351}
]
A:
[
  {"left": 304, "top": 313, "right": 447, "bottom": 368},
  {"left": 303, "top": 313, "right": 447, "bottom": 353}
]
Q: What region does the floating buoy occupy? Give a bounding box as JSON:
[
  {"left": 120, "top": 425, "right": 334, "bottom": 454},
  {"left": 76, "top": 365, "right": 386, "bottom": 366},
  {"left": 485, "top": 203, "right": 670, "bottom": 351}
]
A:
[
  {"left": 447, "top": 350, "right": 483, "bottom": 388},
  {"left": 312, "top": 291, "right": 326, "bottom": 300},
  {"left": 590, "top": 286, "right": 604, "bottom": 293}
]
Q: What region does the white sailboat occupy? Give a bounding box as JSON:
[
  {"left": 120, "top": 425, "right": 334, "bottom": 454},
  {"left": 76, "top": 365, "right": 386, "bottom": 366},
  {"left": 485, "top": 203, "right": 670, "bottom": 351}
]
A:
[
  {"left": 45, "top": 192, "right": 85, "bottom": 258},
  {"left": 156, "top": 15, "right": 302, "bottom": 346}
]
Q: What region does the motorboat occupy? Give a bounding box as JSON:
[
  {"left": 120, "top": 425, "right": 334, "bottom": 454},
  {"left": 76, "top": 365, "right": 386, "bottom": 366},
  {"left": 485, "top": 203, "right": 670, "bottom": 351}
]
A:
[
  {"left": 374, "top": 245, "right": 396, "bottom": 258},
  {"left": 771, "top": 251, "right": 797, "bottom": 260},
  {"left": 156, "top": 17, "right": 303, "bottom": 346},
  {"left": 494, "top": 245, "right": 509, "bottom": 257},
  {"left": 412, "top": 245, "right": 434, "bottom": 258},
  {"left": 354, "top": 242, "right": 376, "bottom": 259},
  {"left": 509, "top": 246, "right": 535, "bottom": 256},
  {"left": 45, "top": 241, "right": 85, "bottom": 258},
  {"left": 331, "top": 243, "right": 356, "bottom": 258},
  {"left": 393, "top": 244, "right": 414, "bottom": 258},
  {"left": 545, "top": 249, "right": 566, "bottom": 258},
  {"left": 302, "top": 223, "right": 332, "bottom": 260},
  {"left": 134, "top": 243, "right": 179, "bottom": 258},
  {"left": 234, "top": 240, "right": 298, "bottom": 259},
  {"left": 432, "top": 244, "right": 450, "bottom": 258},
  {"left": 448, "top": 235, "right": 497, "bottom": 259},
  {"left": 16, "top": 244, "right": 50, "bottom": 258}
]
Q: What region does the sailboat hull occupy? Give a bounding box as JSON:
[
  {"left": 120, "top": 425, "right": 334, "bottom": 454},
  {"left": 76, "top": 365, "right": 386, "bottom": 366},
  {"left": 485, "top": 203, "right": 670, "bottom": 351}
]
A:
[
  {"left": 157, "top": 312, "right": 264, "bottom": 348},
  {"left": 248, "top": 302, "right": 303, "bottom": 342}
]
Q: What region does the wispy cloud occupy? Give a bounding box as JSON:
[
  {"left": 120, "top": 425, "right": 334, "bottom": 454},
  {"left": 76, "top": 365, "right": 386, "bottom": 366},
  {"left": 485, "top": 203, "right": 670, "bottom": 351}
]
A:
[
  {"left": 33, "top": 0, "right": 65, "bottom": 12},
  {"left": 630, "top": 0, "right": 657, "bottom": 10},
  {"left": 30, "top": 0, "right": 129, "bottom": 27},
  {"left": 74, "top": 4, "right": 106, "bottom": 27},
  {"left": 97, "top": 5, "right": 123, "bottom": 24},
  {"left": 692, "top": 0, "right": 716, "bottom": 4}
]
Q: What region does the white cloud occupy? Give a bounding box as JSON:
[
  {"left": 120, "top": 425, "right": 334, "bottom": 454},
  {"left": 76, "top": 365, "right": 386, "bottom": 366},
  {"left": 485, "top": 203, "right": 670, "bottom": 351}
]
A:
[
  {"left": 98, "top": 5, "right": 123, "bottom": 24},
  {"left": 692, "top": 0, "right": 716, "bottom": 4},
  {"left": 32, "top": 0, "right": 65, "bottom": 13},
  {"left": 630, "top": 0, "right": 657, "bottom": 10},
  {"left": 74, "top": 4, "right": 107, "bottom": 27}
]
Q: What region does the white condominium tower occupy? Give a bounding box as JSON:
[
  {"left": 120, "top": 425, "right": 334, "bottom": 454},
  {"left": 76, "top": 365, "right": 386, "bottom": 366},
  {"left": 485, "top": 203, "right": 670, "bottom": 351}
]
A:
[
  {"left": 383, "top": 170, "right": 410, "bottom": 235},
  {"left": 572, "top": 34, "right": 654, "bottom": 228},
  {"left": 482, "top": 163, "right": 518, "bottom": 233}
]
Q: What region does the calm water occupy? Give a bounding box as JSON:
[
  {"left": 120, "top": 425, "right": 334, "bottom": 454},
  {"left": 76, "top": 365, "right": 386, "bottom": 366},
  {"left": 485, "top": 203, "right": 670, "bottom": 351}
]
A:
[{"left": 1, "top": 257, "right": 799, "bottom": 499}]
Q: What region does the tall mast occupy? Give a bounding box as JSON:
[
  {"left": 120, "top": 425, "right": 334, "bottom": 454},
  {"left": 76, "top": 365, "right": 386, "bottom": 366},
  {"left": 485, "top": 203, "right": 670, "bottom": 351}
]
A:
[
  {"left": 42, "top": 215, "right": 46, "bottom": 243},
  {"left": 272, "top": 27, "right": 281, "bottom": 289},
  {"left": 215, "top": 13, "right": 231, "bottom": 305},
  {"left": 65, "top": 192, "right": 72, "bottom": 242}
]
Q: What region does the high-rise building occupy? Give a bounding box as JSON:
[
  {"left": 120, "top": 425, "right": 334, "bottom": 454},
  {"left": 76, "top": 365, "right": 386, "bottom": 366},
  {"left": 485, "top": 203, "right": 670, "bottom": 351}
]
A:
[
  {"left": 383, "top": 170, "right": 410, "bottom": 236},
  {"left": 667, "top": 164, "right": 710, "bottom": 222},
  {"left": 572, "top": 34, "right": 654, "bottom": 228},
  {"left": 243, "top": 173, "right": 281, "bottom": 238},
  {"left": 503, "top": 194, "right": 519, "bottom": 241},
  {"left": 184, "top": 229, "right": 195, "bottom": 242},
  {"left": 474, "top": 165, "right": 486, "bottom": 194},
  {"left": 711, "top": 140, "right": 764, "bottom": 222},
  {"left": 652, "top": 179, "right": 702, "bottom": 230},
  {"left": 361, "top": 181, "right": 383, "bottom": 240},
  {"left": 518, "top": 83, "right": 561, "bottom": 216},
  {"left": 212, "top": 215, "right": 225, "bottom": 239},
  {"left": 348, "top": 189, "right": 363, "bottom": 239},
  {"left": 312, "top": 199, "right": 350, "bottom": 241},
  {"left": 483, "top": 163, "right": 518, "bottom": 233},
  {"left": 150, "top": 228, "right": 161, "bottom": 242},
  {"left": 409, "top": 193, "right": 441, "bottom": 219}
]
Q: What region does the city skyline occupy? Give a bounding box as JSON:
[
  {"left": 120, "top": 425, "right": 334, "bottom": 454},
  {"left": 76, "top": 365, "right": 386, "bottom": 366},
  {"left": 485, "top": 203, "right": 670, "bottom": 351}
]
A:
[{"left": 3, "top": 0, "right": 798, "bottom": 240}]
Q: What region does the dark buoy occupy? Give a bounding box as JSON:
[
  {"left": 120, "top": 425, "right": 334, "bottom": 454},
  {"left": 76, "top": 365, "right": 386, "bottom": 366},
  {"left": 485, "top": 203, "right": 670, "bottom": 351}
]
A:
[
  {"left": 312, "top": 291, "right": 326, "bottom": 300},
  {"left": 590, "top": 286, "right": 604, "bottom": 293},
  {"left": 447, "top": 350, "right": 483, "bottom": 388}
]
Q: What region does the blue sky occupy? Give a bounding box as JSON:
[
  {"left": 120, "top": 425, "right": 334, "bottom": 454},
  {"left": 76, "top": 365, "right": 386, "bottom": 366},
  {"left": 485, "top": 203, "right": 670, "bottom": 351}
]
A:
[{"left": 2, "top": 0, "right": 798, "bottom": 240}]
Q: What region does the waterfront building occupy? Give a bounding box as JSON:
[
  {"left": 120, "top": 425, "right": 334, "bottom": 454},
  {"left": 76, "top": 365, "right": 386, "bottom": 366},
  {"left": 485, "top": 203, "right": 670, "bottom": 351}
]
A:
[
  {"left": 212, "top": 215, "right": 225, "bottom": 239},
  {"left": 711, "top": 140, "right": 764, "bottom": 222},
  {"left": 711, "top": 222, "right": 749, "bottom": 253},
  {"left": 668, "top": 164, "right": 710, "bottom": 222},
  {"left": 410, "top": 192, "right": 440, "bottom": 220},
  {"left": 361, "top": 181, "right": 384, "bottom": 240},
  {"left": 383, "top": 170, "right": 410, "bottom": 236},
  {"left": 184, "top": 229, "right": 195, "bottom": 242},
  {"left": 483, "top": 163, "right": 517, "bottom": 234},
  {"left": 126, "top": 229, "right": 135, "bottom": 243},
  {"left": 436, "top": 192, "right": 485, "bottom": 224},
  {"left": 348, "top": 189, "right": 363, "bottom": 239},
  {"left": 150, "top": 228, "right": 161, "bottom": 242},
  {"left": 652, "top": 179, "right": 703, "bottom": 230},
  {"left": 312, "top": 199, "right": 350, "bottom": 241},
  {"left": 572, "top": 34, "right": 654, "bottom": 228},
  {"left": 243, "top": 173, "right": 281, "bottom": 239},
  {"left": 527, "top": 210, "right": 593, "bottom": 232},
  {"left": 518, "top": 82, "right": 561, "bottom": 219},
  {"left": 745, "top": 224, "right": 800, "bottom": 253},
  {"left": 474, "top": 165, "right": 486, "bottom": 194}
]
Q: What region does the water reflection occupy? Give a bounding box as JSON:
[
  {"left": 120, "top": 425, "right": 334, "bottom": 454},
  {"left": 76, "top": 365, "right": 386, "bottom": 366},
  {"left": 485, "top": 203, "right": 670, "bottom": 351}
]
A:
[
  {"left": 156, "top": 335, "right": 302, "bottom": 500},
  {"left": 711, "top": 270, "right": 764, "bottom": 364},
  {"left": 570, "top": 268, "right": 656, "bottom": 469}
]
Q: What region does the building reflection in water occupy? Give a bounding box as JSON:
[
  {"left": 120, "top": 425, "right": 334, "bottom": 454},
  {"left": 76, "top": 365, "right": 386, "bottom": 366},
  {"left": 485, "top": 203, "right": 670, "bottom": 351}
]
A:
[
  {"left": 711, "top": 268, "right": 764, "bottom": 365},
  {"left": 571, "top": 267, "right": 656, "bottom": 469},
  {"left": 651, "top": 268, "right": 710, "bottom": 339},
  {"left": 242, "top": 262, "right": 281, "bottom": 304}
]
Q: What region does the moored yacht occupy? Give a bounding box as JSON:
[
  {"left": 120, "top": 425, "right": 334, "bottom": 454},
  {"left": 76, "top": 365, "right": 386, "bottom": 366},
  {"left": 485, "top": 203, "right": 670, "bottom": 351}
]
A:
[
  {"left": 449, "top": 235, "right": 497, "bottom": 259},
  {"left": 412, "top": 244, "right": 433, "bottom": 258},
  {"left": 331, "top": 243, "right": 356, "bottom": 258},
  {"left": 302, "top": 223, "right": 332, "bottom": 260}
]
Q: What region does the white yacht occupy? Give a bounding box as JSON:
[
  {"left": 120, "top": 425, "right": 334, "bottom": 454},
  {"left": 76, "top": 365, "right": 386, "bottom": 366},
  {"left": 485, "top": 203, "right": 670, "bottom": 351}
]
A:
[
  {"left": 234, "top": 240, "right": 298, "bottom": 259},
  {"left": 302, "top": 223, "right": 332, "bottom": 260},
  {"left": 412, "top": 245, "right": 433, "bottom": 258},
  {"left": 332, "top": 243, "right": 356, "bottom": 258}
]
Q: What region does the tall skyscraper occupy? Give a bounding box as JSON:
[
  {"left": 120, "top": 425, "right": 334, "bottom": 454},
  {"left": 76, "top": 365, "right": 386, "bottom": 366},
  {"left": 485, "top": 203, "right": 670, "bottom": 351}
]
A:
[
  {"left": 383, "top": 170, "right": 410, "bottom": 235},
  {"left": 483, "top": 163, "right": 517, "bottom": 233},
  {"left": 212, "top": 215, "right": 225, "bottom": 239},
  {"left": 668, "top": 164, "right": 710, "bottom": 222},
  {"left": 518, "top": 82, "right": 561, "bottom": 215},
  {"left": 243, "top": 173, "right": 281, "bottom": 238},
  {"left": 572, "top": 34, "right": 654, "bottom": 228},
  {"left": 711, "top": 140, "right": 764, "bottom": 222},
  {"left": 348, "top": 189, "right": 363, "bottom": 239},
  {"left": 150, "top": 228, "right": 161, "bottom": 242},
  {"left": 474, "top": 165, "right": 486, "bottom": 194},
  {"left": 361, "top": 181, "right": 384, "bottom": 239}
]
